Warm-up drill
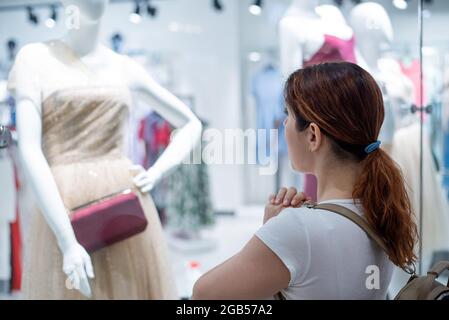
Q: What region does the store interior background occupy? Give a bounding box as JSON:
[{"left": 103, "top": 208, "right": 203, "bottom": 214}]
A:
[{"left": 1, "top": 0, "right": 449, "bottom": 299}]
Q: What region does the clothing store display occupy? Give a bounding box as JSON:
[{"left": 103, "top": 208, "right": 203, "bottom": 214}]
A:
[
  {"left": 8, "top": 40, "right": 177, "bottom": 299},
  {"left": 303, "top": 34, "right": 357, "bottom": 68},
  {"left": 69, "top": 188, "right": 148, "bottom": 253},
  {"left": 10, "top": 206, "right": 22, "bottom": 292},
  {"left": 256, "top": 199, "right": 393, "bottom": 300},
  {"left": 251, "top": 65, "right": 287, "bottom": 162},
  {"left": 391, "top": 123, "right": 449, "bottom": 259},
  {"left": 400, "top": 60, "right": 427, "bottom": 107},
  {"left": 140, "top": 112, "right": 172, "bottom": 215},
  {"left": 167, "top": 123, "right": 215, "bottom": 234},
  {"left": 10, "top": 162, "right": 22, "bottom": 292},
  {"left": 377, "top": 81, "right": 396, "bottom": 147},
  {"left": 0, "top": 154, "right": 16, "bottom": 292},
  {"left": 142, "top": 112, "right": 172, "bottom": 170},
  {"left": 302, "top": 34, "right": 358, "bottom": 203},
  {"left": 0, "top": 224, "right": 11, "bottom": 294}
]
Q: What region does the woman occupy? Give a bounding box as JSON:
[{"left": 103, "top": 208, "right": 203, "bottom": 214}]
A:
[{"left": 192, "top": 62, "right": 418, "bottom": 300}]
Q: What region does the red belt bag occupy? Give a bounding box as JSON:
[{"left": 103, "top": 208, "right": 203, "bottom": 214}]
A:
[{"left": 69, "top": 188, "right": 148, "bottom": 253}]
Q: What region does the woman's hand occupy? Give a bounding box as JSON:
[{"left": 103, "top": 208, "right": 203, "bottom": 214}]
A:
[{"left": 263, "top": 187, "right": 311, "bottom": 224}]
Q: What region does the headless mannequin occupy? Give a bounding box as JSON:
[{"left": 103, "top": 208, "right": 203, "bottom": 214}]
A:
[
  {"left": 349, "top": 2, "right": 400, "bottom": 154},
  {"left": 11, "top": 0, "right": 201, "bottom": 298},
  {"left": 280, "top": 0, "right": 353, "bottom": 78},
  {"left": 279, "top": 0, "right": 354, "bottom": 203}
]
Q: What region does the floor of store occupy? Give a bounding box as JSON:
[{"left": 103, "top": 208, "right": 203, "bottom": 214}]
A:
[{"left": 168, "top": 206, "right": 263, "bottom": 299}]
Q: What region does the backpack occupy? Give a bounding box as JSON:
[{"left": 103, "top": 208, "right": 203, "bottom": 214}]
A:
[{"left": 275, "top": 203, "right": 449, "bottom": 300}]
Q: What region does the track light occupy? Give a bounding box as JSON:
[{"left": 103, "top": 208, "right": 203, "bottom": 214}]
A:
[
  {"left": 129, "top": 0, "right": 142, "bottom": 24},
  {"left": 212, "top": 0, "right": 224, "bottom": 12},
  {"left": 27, "top": 6, "right": 39, "bottom": 25},
  {"left": 45, "top": 5, "right": 57, "bottom": 29},
  {"left": 146, "top": 0, "right": 158, "bottom": 18},
  {"left": 249, "top": 0, "right": 263, "bottom": 16},
  {"left": 393, "top": 0, "right": 408, "bottom": 10}
]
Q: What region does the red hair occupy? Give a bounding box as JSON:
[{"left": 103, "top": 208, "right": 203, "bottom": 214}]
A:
[{"left": 285, "top": 62, "right": 418, "bottom": 268}]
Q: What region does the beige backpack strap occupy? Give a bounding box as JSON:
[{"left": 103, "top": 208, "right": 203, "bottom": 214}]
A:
[
  {"left": 417, "top": 261, "right": 449, "bottom": 299},
  {"left": 427, "top": 261, "right": 449, "bottom": 277}
]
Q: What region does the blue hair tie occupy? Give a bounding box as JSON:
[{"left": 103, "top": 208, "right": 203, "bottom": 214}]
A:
[{"left": 365, "top": 141, "right": 381, "bottom": 154}]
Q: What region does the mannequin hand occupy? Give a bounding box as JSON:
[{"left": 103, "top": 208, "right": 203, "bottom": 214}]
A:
[
  {"left": 62, "top": 242, "right": 95, "bottom": 298},
  {"left": 132, "top": 165, "right": 162, "bottom": 193},
  {"left": 264, "top": 187, "right": 311, "bottom": 224}
]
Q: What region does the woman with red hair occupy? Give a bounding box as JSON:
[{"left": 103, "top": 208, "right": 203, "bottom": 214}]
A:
[{"left": 193, "top": 62, "right": 417, "bottom": 300}]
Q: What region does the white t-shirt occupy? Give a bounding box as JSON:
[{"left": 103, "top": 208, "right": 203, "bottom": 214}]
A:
[{"left": 255, "top": 199, "right": 394, "bottom": 300}]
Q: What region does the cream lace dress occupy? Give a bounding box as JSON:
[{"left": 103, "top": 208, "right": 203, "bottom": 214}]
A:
[{"left": 8, "top": 40, "right": 177, "bottom": 299}]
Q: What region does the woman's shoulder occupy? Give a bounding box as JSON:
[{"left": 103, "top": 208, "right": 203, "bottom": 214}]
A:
[{"left": 258, "top": 207, "right": 313, "bottom": 239}]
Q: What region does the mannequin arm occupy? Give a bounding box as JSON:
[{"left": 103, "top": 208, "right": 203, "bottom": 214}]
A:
[
  {"left": 16, "top": 98, "right": 94, "bottom": 297},
  {"left": 130, "top": 64, "right": 202, "bottom": 192}
]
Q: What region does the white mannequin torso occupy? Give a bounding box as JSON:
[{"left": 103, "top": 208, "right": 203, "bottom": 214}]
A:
[{"left": 280, "top": 2, "right": 354, "bottom": 77}]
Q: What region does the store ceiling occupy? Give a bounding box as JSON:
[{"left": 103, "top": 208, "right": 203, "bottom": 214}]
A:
[{"left": 0, "top": 0, "right": 447, "bottom": 14}]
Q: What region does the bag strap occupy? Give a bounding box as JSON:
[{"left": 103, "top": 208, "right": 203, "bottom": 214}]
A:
[
  {"left": 427, "top": 260, "right": 449, "bottom": 277},
  {"left": 417, "top": 261, "right": 449, "bottom": 299},
  {"left": 310, "top": 203, "right": 416, "bottom": 275}
]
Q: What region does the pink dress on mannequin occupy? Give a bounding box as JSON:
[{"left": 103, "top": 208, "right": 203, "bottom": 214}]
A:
[{"left": 302, "top": 34, "right": 357, "bottom": 203}]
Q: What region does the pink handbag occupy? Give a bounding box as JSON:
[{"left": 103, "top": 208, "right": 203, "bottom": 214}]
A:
[{"left": 69, "top": 189, "right": 148, "bottom": 253}]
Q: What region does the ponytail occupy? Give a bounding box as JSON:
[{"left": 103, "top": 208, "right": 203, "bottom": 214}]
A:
[{"left": 353, "top": 149, "right": 418, "bottom": 268}]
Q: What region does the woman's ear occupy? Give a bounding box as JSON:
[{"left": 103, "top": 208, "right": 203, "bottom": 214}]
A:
[{"left": 308, "top": 123, "right": 322, "bottom": 152}]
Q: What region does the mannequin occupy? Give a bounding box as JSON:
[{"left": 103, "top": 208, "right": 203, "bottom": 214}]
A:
[
  {"left": 8, "top": 0, "right": 201, "bottom": 299},
  {"left": 279, "top": 0, "right": 356, "bottom": 203},
  {"left": 349, "top": 2, "right": 399, "bottom": 153}
]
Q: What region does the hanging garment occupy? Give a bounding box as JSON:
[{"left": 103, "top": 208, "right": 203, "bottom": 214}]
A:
[
  {"left": 400, "top": 60, "right": 427, "bottom": 108},
  {"left": 166, "top": 123, "right": 215, "bottom": 234},
  {"left": 389, "top": 122, "right": 449, "bottom": 296},
  {"left": 0, "top": 154, "right": 16, "bottom": 292},
  {"left": 303, "top": 34, "right": 357, "bottom": 68},
  {"left": 142, "top": 112, "right": 172, "bottom": 170},
  {"left": 302, "top": 34, "right": 357, "bottom": 203},
  {"left": 392, "top": 123, "right": 449, "bottom": 256},
  {"left": 378, "top": 81, "right": 396, "bottom": 148},
  {"left": 141, "top": 112, "right": 172, "bottom": 213},
  {"left": 8, "top": 40, "right": 177, "bottom": 299},
  {"left": 10, "top": 164, "right": 22, "bottom": 292},
  {"left": 251, "top": 66, "right": 287, "bottom": 164}
]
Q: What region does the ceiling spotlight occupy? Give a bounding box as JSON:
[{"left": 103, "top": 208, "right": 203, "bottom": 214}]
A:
[
  {"left": 213, "top": 0, "right": 224, "bottom": 12},
  {"left": 146, "top": 0, "right": 158, "bottom": 17},
  {"left": 129, "top": 0, "right": 142, "bottom": 24},
  {"left": 45, "top": 5, "right": 57, "bottom": 29},
  {"left": 393, "top": 0, "right": 408, "bottom": 10},
  {"left": 248, "top": 52, "right": 262, "bottom": 62},
  {"left": 249, "top": 0, "right": 263, "bottom": 16},
  {"left": 27, "top": 6, "right": 39, "bottom": 25}
]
